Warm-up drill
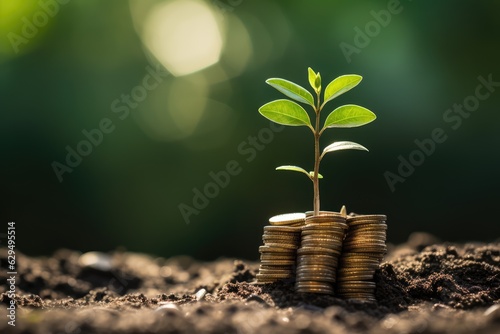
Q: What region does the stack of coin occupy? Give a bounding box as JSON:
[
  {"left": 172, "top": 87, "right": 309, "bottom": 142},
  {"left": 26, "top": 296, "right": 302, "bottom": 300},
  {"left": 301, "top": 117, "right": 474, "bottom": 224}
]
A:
[
  {"left": 336, "top": 214, "right": 387, "bottom": 302},
  {"left": 256, "top": 213, "right": 305, "bottom": 284},
  {"left": 295, "top": 212, "right": 348, "bottom": 294}
]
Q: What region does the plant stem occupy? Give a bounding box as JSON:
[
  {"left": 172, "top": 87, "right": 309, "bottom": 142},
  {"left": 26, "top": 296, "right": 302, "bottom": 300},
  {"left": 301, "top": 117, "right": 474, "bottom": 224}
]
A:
[{"left": 313, "top": 92, "right": 321, "bottom": 216}]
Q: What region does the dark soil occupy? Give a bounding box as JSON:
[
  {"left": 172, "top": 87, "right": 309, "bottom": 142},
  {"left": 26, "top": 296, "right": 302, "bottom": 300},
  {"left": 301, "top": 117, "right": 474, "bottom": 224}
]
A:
[{"left": 1, "top": 233, "right": 500, "bottom": 334}]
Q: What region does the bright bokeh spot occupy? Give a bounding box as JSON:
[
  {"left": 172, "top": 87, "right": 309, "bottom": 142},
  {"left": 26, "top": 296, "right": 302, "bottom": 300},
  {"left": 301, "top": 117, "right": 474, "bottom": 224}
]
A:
[
  {"left": 0, "top": 0, "right": 48, "bottom": 59},
  {"left": 136, "top": 76, "right": 208, "bottom": 141},
  {"left": 142, "top": 0, "right": 224, "bottom": 76}
]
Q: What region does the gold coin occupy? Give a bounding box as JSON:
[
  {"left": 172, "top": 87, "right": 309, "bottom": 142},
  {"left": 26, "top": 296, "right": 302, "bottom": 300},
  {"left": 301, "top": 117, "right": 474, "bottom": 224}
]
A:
[
  {"left": 296, "top": 281, "right": 333, "bottom": 289},
  {"left": 297, "top": 260, "right": 338, "bottom": 268},
  {"left": 340, "top": 252, "right": 381, "bottom": 258},
  {"left": 303, "top": 229, "right": 345, "bottom": 235},
  {"left": 340, "top": 265, "right": 379, "bottom": 272},
  {"left": 303, "top": 223, "right": 347, "bottom": 231},
  {"left": 258, "top": 269, "right": 293, "bottom": 275},
  {"left": 296, "top": 267, "right": 337, "bottom": 276},
  {"left": 260, "top": 260, "right": 296, "bottom": 266},
  {"left": 296, "top": 274, "right": 336, "bottom": 283},
  {"left": 264, "top": 242, "right": 299, "bottom": 249},
  {"left": 297, "top": 258, "right": 337, "bottom": 264},
  {"left": 344, "top": 237, "right": 386, "bottom": 243},
  {"left": 337, "top": 274, "right": 374, "bottom": 281},
  {"left": 301, "top": 230, "right": 345, "bottom": 238},
  {"left": 296, "top": 288, "right": 333, "bottom": 294},
  {"left": 347, "top": 222, "right": 387, "bottom": 229},
  {"left": 346, "top": 230, "right": 386, "bottom": 236},
  {"left": 269, "top": 212, "right": 306, "bottom": 225},
  {"left": 260, "top": 254, "right": 295, "bottom": 260},
  {"left": 301, "top": 236, "right": 344, "bottom": 243},
  {"left": 347, "top": 214, "right": 386, "bottom": 221},
  {"left": 345, "top": 232, "right": 386, "bottom": 238},
  {"left": 305, "top": 215, "right": 346, "bottom": 222},
  {"left": 256, "top": 273, "right": 292, "bottom": 279},
  {"left": 339, "top": 281, "right": 376, "bottom": 288},
  {"left": 300, "top": 241, "right": 343, "bottom": 249},
  {"left": 337, "top": 268, "right": 376, "bottom": 274},
  {"left": 343, "top": 242, "right": 387, "bottom": 248},
  {"left": 259, "top": 265, "right": 293, "bottom": 270},
  {"left": 259, "top": 245, "right": 296, "bottom": 253},
  {"left": 260, "top": 258, "right": 295, "bottom": 263},
  {"left": 305, "top": 210, "right": 344, "bottom": 218},
  {"left": 263, "top": 232, "right": 301, "bottom": 237},
  {"left": 263, "top": 226, "right": 302, "bottom": 233},
  {"left": 296, "top": 263, "right": 337, "bottom": 270},
  {"left": 348, "top": 224, "right": 387, "bottom": 231},
  {"left": 338, "top": 263, "right": 379, "bottom": 270},
  {"left": 262, "top": 238, "right": 300, "bottom": 244},
  {"left": 297, "top": 247, "right": 341, "bottom": 256},
  {"left": 344, "top": 244, "right": 387, "bottom": 250},
  {"left": 309, "top": 236, "right": 345, "bottom": 243},
  {"left": 295, "top": 285, "right": 333, "bottom": 291},
  {"left": 340, "top": 257, "right": 380, "bottom": 263}
]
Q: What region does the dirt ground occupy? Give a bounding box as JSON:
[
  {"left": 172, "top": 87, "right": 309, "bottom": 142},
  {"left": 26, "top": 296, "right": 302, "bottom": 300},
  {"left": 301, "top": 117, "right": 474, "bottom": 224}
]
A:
[{"left": 1, "top": 233, "right": 500, "bottom": 334}]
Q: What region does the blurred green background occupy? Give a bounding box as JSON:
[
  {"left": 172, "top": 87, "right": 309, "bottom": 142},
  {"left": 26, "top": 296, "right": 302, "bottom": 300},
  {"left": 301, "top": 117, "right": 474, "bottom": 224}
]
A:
[{"left": 1, "top": 0, "right": 499, "bottom": 260}]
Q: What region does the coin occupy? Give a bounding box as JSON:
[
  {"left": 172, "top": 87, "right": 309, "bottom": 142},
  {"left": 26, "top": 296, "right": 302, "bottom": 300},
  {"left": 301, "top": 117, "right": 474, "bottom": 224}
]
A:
[
  {"left": 296, "top": 274, "right": 336, "bottom": 283},
  {"left": 260, "top": 260, "right": 296, "bottom": 266},
  {"left": 256, "top": 273, "right": 291, "bottom": 280},
  {"left": 296, "top": 281, "right": 333, "bottom": 290},
  {"left": 296, "top": 267, "right": 337, "bottom": 276},
  {"left": 264, "top": 242, "right": 299, "bottom": 249},
  {"left": 259, "top": 265, "right": 293, "bottom": 270},
  {"left": 295, "top": 214, "right": 347, "bottom": 294},
  {"left": 335, "top": 214, "right": 387, "bottom": 301},
  {"left": 297, "top": 247, "right": 341, "bottom": 255},
  {"left": 347, "top": 214, "right": 386, "bottom": 221},
  {"left": 260, "top": 255, "right": 295, "bottom": 261},
  {"left": 258, "top": 217, "right": 303, "bottom": 284},
  {"left": 264, "top": 225, "right": 302, "bottom": 232},
  {"left": 269, "top": 212, "right": 306, "bottom": 226}
]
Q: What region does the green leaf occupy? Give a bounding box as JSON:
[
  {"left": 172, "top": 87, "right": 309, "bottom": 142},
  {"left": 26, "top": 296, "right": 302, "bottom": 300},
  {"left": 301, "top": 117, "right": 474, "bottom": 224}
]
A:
[
  {"left": 322, "top": 104, "right": 376, "bottom": 130},
  {"left": 276, "top": 165, "right": 312, "bottom": 179},
  {"left": 308, "top": 68, "right": 321, "bottom": 94},
  {"left": 315, "top": 72, "right": 321, "bottom": 92},
  {"left": 321, "top": 141, "right": 368, "bottom": 160},
  {"left": 309, "top": 171, "right": 323, "bottom": 179},
  {"left": 259, "top": 99, "right": 312, "bottom": 128},
  {"left": 323, "top": 74, "right": 362, "bottom": 106},
  {"left": 308, "top": 67, "right": 316, "bottom": 91},
  {"left": 266, "top": 78, "right": 315, "bottom": 106}
]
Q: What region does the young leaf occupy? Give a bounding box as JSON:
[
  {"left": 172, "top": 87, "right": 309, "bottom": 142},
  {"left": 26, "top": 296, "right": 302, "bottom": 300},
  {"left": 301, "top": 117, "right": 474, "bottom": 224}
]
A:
[
  {"left": 266, "top": 78, "right": 315, "bottom": 107},
  {"left": 321, "top": 141, "right": 368, "bottom": 160},
  {"left": 323, "top": 74, "right": 362, "bottom": 106},
  {"left": 309, "top": 171, "right": 323, "bottom": 179},
  {"left": 259, "top": 99, "right": 312, "bottom": 128},
  {"left": 322, "top": 104, "right": 376, "bottom": 131},
  {"left": 308, "top": 68, "right": 316, "bottom": 91},
  {"left": 276, "top": 165, "right": 313, "bottom": 180},
  {"left": 314, "top": 72, "right": 321, "bottom": 93}
]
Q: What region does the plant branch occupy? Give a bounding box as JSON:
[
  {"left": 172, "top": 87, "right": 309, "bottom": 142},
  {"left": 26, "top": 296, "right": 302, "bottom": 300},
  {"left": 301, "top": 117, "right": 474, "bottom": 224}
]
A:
[{"left": 313, "top": 91, "right": 321, "bottom": 216}]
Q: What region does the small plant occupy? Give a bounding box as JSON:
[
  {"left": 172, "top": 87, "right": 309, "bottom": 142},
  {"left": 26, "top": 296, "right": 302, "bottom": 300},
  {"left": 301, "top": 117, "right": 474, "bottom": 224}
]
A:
[{"left": 258, "top": 67, "right": 376, "bottom": 216}]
